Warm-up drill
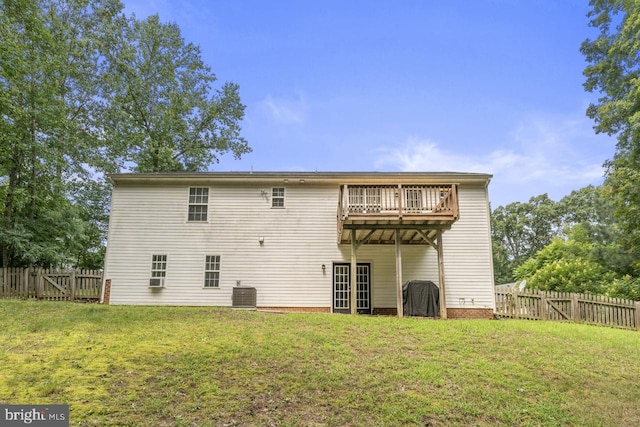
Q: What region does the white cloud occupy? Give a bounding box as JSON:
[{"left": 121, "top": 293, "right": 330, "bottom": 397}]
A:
[
  {"left": 375, "top": 139, "right": 522, "bottom": 174},
  {"left": 258, "top": 92, "right": 306, "bottom": 125},
  {"left": 375, "top": 113, "right": 613, "bottom": 205}
]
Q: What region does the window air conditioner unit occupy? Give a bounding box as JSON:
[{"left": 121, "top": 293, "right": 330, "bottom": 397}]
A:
[{"left": 149, "top": 278, "right": 165, "bottom": 288}]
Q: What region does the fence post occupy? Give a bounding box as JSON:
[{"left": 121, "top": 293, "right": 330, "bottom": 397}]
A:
[
  {"left": 37, "top": 268, "right": 43, "bottom": 299},
  {"left": 69, "top": 270, "right": 76, "bottom": 301},
  {"left": 635, "top": 301, "right": 640, "bottom": 331},
  {"left": 99, "top": 271, "right": 105, "bottom": 301},
  {"left": 23, "top": 268, "right": 29, "bottom": 299},
  {"left": 35, "top": 268, "right": 39, "bottom": 299},
  {"left": 572, "top": 293, "right": 580, "bottom": 323},
  {"left": 1, "top": 267, "right": 5, "bottom": 296},
  {"left": 539, "top": 291, "right": 547, "bottom": 321},
  {"left": 513, "top": 289, "right": 519, "bottom": 319}
]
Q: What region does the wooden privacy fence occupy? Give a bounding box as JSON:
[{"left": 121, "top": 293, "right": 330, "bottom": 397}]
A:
[
  {"left": 495, "top": 289, "right": 640, "bottom": 331},
  {"left": 0, "top": 267, "right": 103, "bottom": 301}
]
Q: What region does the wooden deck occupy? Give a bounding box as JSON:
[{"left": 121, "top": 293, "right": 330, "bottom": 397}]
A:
[{"left": 337, "top": 184, "right": 459, "bottom": 244}]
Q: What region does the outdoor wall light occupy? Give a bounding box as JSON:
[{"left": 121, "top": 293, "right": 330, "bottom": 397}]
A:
[
  {"left": 258, "top": 236, "right": 264, "bottom": 245},
  {"left": 321, "top": 264, "right": 326, "bottom": 272}
]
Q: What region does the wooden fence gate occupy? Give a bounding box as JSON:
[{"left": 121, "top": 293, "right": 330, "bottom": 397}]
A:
[
  {"left": 495, "top": 289, "right": 640, "bottom": 331},
  {"left": 0, "top": 267, "right": 103, "bottom": 301}
]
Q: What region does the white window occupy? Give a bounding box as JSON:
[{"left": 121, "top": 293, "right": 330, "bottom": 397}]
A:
[
  {"left": 188, "top": 187, "right": 209, "bottom": 221},
  {"left": 405, "top": 188, "right": 423, "bottom": 210},
  {"left": 151, "top": 255, "right": 167, "bottom": 278},
  {"left": 272, "top": 187, "right": 285, "bottom": 208},
  {"left": 204, "top": 255, "right": 221, "bottom": 288}
]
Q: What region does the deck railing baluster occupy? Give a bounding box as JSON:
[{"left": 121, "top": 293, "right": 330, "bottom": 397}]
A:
[{"left": 341, "top": 184, "right": 456, "bottom": 218}]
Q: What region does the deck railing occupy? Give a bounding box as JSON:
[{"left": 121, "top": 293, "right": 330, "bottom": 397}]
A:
[{"left": 339, "top": 184, "right": 458, "bottom": 219}]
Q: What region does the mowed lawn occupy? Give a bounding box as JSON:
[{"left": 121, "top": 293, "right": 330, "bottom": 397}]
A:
[{"left": 0, "top": 301, "right": 639, "bottom": 426}]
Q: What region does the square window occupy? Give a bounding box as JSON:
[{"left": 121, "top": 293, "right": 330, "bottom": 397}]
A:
[{"left": 188, "top": 187, "right": 209, "bottom": 221}]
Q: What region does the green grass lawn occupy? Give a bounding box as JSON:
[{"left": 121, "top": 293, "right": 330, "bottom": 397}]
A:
[{"left": 0, "top": 301, "right": 639, "bottom": 426}]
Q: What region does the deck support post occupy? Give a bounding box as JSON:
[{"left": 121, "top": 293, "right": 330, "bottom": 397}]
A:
[
  {"left": 350, "top": 229, "right": 357, "bottom": 315},
  {"left": 395, "top": 230, "right": 403, "bottom": 318},
  {"left": 437, "top": 230, "right": 447, "bottom": 319}
]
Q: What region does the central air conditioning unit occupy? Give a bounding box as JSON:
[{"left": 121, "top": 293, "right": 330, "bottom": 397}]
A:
[
  {"left": 232, "top": 286, "right": 256, "bottom": 309},
  {"left": 149, "top": 278, "right": 165, "bottom": 288}
]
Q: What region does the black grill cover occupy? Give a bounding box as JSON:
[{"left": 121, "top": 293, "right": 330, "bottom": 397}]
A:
[{"left": 402, "top": 280, "right": 440, "bottom": 317}]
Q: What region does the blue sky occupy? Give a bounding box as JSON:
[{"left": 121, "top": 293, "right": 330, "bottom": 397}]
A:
[{"left": 122, "top": 0, "right": 616, "bottom": 207}]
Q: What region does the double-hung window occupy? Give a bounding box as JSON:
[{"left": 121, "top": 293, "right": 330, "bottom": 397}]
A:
[
  {"left": 149, "top": 255, "right": 167, "bottom": 287},
  {"left": 151, "top": 255, "right": 167, "bottom": 278},
  {"left": 272, "top": 187, "right": 285, "bottom": 208},
  {"left": 188, "top": 187, "right": 209, "bottom": 221},
  {"left": 204, "top": 255, "right": 221, "bottom": 288},
  {"left": 405, "top": 188, "right": 423, "bottom": 211}
]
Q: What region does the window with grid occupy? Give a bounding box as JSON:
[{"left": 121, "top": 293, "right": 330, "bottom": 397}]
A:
[
  {"left": 188, "top": 187, "right": 209, "bottom": 221},
  {"left": 405, "top": 188, "right": 423, "bottom": 210},
  {"left": 365, "top": 187, "right": 382, "bottom": 212},
  {"left": 348, "top": 187, "right": 365, "bottom": 213},
  {"left": 272, "top": 187, "right": 285, "bottom": 208},
  {"left": 151, "top": 255, "right": 167, "bottom": 278},
  {"left": 204, "top": 255, "right": 221, "bottom": 288}
]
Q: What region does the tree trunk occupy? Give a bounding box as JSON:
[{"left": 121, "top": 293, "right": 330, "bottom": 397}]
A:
[{"left": 2, "top": 146, "right": 21, "bottom": 268}]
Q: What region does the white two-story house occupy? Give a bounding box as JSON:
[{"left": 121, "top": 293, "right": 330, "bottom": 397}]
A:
[{"left": 102, "top": 171, "right": 495, "bottom": 318}]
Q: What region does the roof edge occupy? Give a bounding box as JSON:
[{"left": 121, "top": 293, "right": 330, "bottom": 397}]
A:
[{"left": 108, "top": 171, "right": 493, "bottom": 186}]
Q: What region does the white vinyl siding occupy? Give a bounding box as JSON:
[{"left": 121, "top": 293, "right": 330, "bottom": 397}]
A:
[
  {"left": 103, "top": 178, "right": 494, "bottom": 310},
  {"left": 440, "top": 185, "right": 495, "bottom": 309},
  {"left": 104, "top": 184, "right": 341, "bottom": 306}
]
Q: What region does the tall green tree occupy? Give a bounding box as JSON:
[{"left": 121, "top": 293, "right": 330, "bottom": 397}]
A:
[
  {"left": 558, "top": 185, "right": 633, "bottom": 275},
  {"left": 491, "top": 194, "right": 560, "bottom": 283},
  {"left": 503, "top": 185, "right": 639, "bottom": 299},
  {"left": 582, "top": 0, "right": 640, "bottom": 269},
  {"left": 0, "top": 0, "right": 113, "bottom": 267},
  {"left": 491, "top": 186, "right": 626, "bottom": 284},
  {"left": 1, "top": 1, "right": 249, "bottom": 268},
  {"left": 101, "top": 14, "right": 250, "bottom": 172}
]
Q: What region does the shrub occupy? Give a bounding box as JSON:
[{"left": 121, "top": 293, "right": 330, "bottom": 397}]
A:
[
  {"left": 605, "top": 275, "right": 640, "bottom": 301},
  {"left": 521, "top": 257, "right": 615, "bottom": 294}
]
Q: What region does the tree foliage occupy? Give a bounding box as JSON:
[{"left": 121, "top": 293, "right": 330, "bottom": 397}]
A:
[
  {"left": 514, "top": 236, "right": 616, "bottom": 294},
  {"left": 100, "top": 14, "right": 250, "bottom": 172},
  {"left": 0, "top": 0, "right": 249, "bottom": 268},
  {"left": 493, "top": 185, "right": 638, "bottom": 300},
  {"left": 0, "top": 0, "right": 119, "bottom": 268},
  {"left": 582, "top": 0, "right": 640, "bottom": 266},
  {"left": 491, "top": 194, "right": 560, "bottom": 284}
]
